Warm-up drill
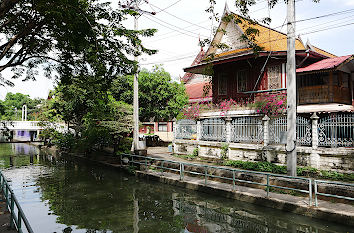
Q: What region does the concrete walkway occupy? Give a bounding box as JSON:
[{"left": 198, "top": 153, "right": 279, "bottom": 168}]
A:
[{"left": 144, "top": 147, "right": 354, "bottom": 226}]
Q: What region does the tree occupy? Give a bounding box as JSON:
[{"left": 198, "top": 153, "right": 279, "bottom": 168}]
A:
[
  {"left": 0, "top": 92, "right": 42, "bottom": 120},
  {"left": 47, "top": 73, "right": 134, "bottom": 153},
  {"left": 0, "top": 100, "right": 5, "bottom": 115},
  {"left": 110, "top": 66, "right": 189, "bottom": 122},
  {"left": 0, "top": 0, "right": 156, "bottom": 86}
]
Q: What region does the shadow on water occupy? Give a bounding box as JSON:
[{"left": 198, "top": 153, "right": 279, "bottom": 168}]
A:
[{"left": 0, "top": 143, "right": 352, "bottom": 233}]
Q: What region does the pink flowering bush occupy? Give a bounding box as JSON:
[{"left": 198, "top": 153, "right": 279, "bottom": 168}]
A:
[
  {"left": 182, "top": 101, "right": 212, "bottom": 119},
  {"left": 182, "top": 98, "right": 253, "bottom": 119},
  {"left": 254, "top": 92, "right": 287, "bottom": 117}
]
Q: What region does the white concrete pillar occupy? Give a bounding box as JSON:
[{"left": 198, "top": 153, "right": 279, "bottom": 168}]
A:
[
  {"left": 262, "top": 115, "right": 270, "bottom": 146},
  {"left": 310, "top": 113, "right": 320, "bottom": 168},
  {"left": 172, "top": 119, "right": 177, "bottom": 153},
  {"left": 225, "top": 117, "right": 232, "bottom": 143},
  {"left": 311, "top": 112, "right": 319, "bottom": 150},
  {"left": 196, "top": 120, "right": 201, "bottom": 141}
]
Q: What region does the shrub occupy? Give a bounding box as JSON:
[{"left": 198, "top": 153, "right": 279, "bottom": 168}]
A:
[
  {"left": 223, "top": 160, "right": 354, "bottom": 182},
  {"left": 254, "top": 92, "right": 286, "bottom": 117},
  {"left": 192, "top": 148, "right": 199, "bottom": 157},
  {"left": 51, "top": 132, "right": 76, "bottom": 152},
  {"left": 116, "top": 137, "right": 133, "bottom": 155}
]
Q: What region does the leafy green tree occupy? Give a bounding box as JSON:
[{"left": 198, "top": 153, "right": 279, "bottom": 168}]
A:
[
  {"left": 0, "top": 100, "right": 5, "bottom": 115},
  {"left": 0, "top": 0, "right": 156, "bottom": 86},
  {"left": 111, "top": 66, "right": 189, "bottom": 122},
  {"left": 37, "top": 94, "right": 63, "bottom": 123},
  {"left": 47, "top": 74, "right": 133, "bottom": 153},
  {"left": 0, "top": 92, "right": 42, "bottom": 120}
]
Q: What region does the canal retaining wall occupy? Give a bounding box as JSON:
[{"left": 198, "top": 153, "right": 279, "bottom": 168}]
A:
[
  {"left": 38, "top": 145, "right": 354, "bottom": 227},
  {"left": 174, "top": 140, "right": 354, "bottom": 173},
  {"left": 136, "top": 170, "right": 354, "bottom": 227}
]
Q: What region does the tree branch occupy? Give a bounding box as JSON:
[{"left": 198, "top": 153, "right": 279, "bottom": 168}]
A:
[{"left": 0, "top": 0, "right": 20, "bottom": 18}]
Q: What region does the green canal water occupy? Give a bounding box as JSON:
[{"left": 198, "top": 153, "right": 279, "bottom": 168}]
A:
[{"left": 0, "top": 143, "right": 352, "bottom": 233}]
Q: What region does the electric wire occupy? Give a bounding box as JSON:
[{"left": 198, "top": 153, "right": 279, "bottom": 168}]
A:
[
  {"left": 148, "top": 2, "right": 210, "bottom": 31},
  {"left": 156, "top": 0, "right": 183, "bottom": 13},
  {"left": 297, "top": 14, "right": 354, "bottom": 32},
  {"left": 141, "top": 53, "right": 198, "bottom": 65},
  {"left": 142, "top": 14, "right": 209, "bottom": 39},
  {"left": 301, "top": 21, "right": 354, "bottom": 35},
  {"left": 144, "top": 20, "right": 210, "bottom": 43}
]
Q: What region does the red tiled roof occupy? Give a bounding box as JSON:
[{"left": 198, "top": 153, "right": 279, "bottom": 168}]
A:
[
  {"left": 182, "top": 48, "right": 205, "bottom": 83},
  {"left": 297, "top": 55, "right": 353, "bottom": 73},
  {"left": 185, "top": 82, "right": 212, "bottom": 102}
]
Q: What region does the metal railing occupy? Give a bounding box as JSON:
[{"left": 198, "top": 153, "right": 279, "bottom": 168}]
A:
[
  {"left": 176, "top": 113, "right": 354, "bottom": 148},
  {"left": 121, "top": 154, "right": 313, "bottom": 206},
  {"left": 314, "top": 179, "right": 354, "bottom": 207},
  {"left": 318, "top": 113, "right": 354, "bottom": 147},
  {"left": 201, "top": 118, "right": 226, "bottom": 142},
  {"left": 0, "top": 170, "right": 34, "bottom": 233},
  {"left": 231, "top": 116, "right": 263, "bottom": 143},
  {"left": 175, "top": 119, "right": 197, "bottom": 140}
]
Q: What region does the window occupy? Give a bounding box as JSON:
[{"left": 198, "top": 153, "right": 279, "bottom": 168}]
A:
[
  {"left": 218, "top": 72, "right": 227, "bottom": 95},
  {"left": 158, "top": 123, "right": 168, "bottom": 132},
  {"left": 237, "top": 70, "right": 248, "bottom": 92},
  {"left": 267, "top": 65, "right": 281, "bottom": 89}
]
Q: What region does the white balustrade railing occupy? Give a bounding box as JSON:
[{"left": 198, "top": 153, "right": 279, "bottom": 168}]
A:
[{"left": 0, "top": 121, "right": 67, "bottom": 132}]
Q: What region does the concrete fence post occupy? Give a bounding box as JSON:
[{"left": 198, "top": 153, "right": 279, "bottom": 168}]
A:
[
  {"left": 196, "top": 120, "right": 201, "bottom": 141},
  {"left": 262, "top": 115, "right": 270, "bottom": 146},
  {"left": 310, "top": 112, "right": 320, "bottom": 169},
  {"left": 172, "top": 118, "right": 177, "bottom": 153},
  {"left": 225, "top": 116, "right": 232, "bottom": 143},
  {"left": 310, "top": 113, "right": 319, "bottom": 149}
]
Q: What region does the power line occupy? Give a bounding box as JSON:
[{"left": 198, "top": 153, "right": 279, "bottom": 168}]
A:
[
  {"left": 273, "top": 8, "right": 354, "bottom": 29},
  {"left": 156, "top": 0, "right": 183, "bottom": 13},
  {"left": 141, "top": 53, "right": 197, "bottom": 65},
  {"left": 296, "top": 8, "right": 354, "bottom": 24},
  {"left": 148, "top": 2, "right": 210, "bottom": 31},
  {"left": 142, "top": 14, "right": 208, "bottom": 39},
  {"left": 301, "top": 21, "right": 354, "bottom": 35},
  {"left": 297, "top": 14, "right": 354, "bottom": 32},
  {"left": 144, "top": 20, "right": 210, "bottom": 42}
]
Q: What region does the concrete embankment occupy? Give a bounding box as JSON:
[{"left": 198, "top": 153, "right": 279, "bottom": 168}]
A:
[
  {"left": 39, "top": 146, "right": 354, "bottom": 227},
  {"left": 136, "top": 169, "right": 354, "bottom": 226}
]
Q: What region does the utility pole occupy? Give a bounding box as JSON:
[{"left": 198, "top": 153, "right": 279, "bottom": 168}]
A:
[
  {"left": 120, "top": 0, "right": 155, "bottom": 153},
  {"left": 133, "top": 9, "right": 139, "bottom": 153},
  {"left": 286, "top": 0, "right": 297, "bottom": 176}
]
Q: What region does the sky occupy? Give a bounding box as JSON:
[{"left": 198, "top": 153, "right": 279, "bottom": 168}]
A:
[{"left": 1, "top": 0, "right": 354, "bottom": 100}]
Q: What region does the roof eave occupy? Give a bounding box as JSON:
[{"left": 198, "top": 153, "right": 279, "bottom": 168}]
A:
[{"left": 184, "top": 50, "right": 308, "bottom": 74}]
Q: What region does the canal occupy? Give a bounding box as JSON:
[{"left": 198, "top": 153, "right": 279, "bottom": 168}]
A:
[{"left": 0, "top": 143, "right": 352, "bottom": 233}]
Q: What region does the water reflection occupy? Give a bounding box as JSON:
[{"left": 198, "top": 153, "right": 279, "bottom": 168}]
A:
[
  {"left": 0, "top": 143, "right": 352, "bottom": 233},
  {"left": 0, "top": 143, "right": 39, "bottom": 168}
]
